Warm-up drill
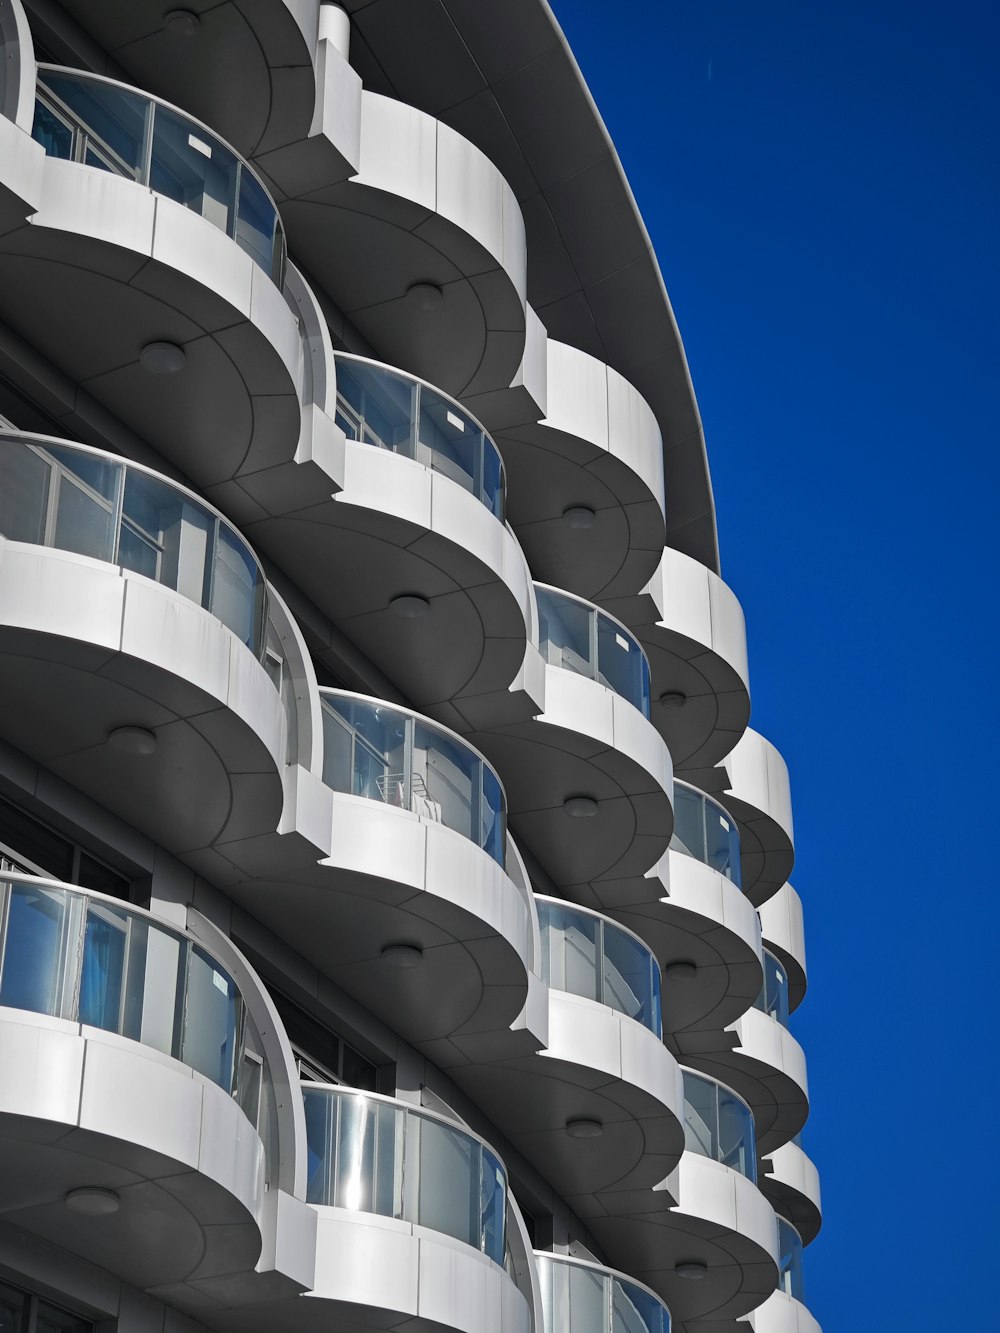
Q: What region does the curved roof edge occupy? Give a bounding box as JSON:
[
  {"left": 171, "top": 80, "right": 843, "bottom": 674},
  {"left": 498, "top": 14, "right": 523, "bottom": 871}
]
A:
[{"left": 342, "top": 0, "right": 720, "bottom": 573}]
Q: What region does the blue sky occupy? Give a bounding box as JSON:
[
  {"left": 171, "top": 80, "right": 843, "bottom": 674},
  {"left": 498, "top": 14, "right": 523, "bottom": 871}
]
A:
[{"left": 553, "top": 2, "right": 999, "bottom": 1328}]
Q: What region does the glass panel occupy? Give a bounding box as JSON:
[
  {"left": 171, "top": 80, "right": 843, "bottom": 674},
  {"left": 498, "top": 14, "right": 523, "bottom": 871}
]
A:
[
  {"left": 0, "top": 1286, "right": 22, "bottom": 1333},
  {"left": 37, "top": 72, "right": 147, "bottom": 171},
  {"left": 754, "top": 950, "right": 790, "bottom": 1026},
  {"left": 682, "top": 1071, "right": 719, "bottom": 1162},
  {"left": 671, "top": 782, "right": 705, "bottom": 861},
  {"left": 481, "top": 764, "right": 506, "bottom": 866},
  {"left": 31, "top": 97, "right": 74, "bottom": 159},
  {"left": 334, "top": 1094, "right": 376, "bottom": 1213},
  {"left": 36, "top": 1302, "right": 92, "bottom": 1333},
  {"left": 182, "top": 946, "right": 240, "bottom": 1091},
  {"left": 150, "top": 103, "right": 239, "bottom": 239},
  {"left": 718, "top": 1090, "right": 756, "bottom": 1182},
  {"left": 777, "top": 1217, "right": 805, "bottom": 1301},
  {"left": 0, "top": 797, "right": 75, "bottom": 882},
  {"left": 238, "top": 1053, "right": 263, "bottom": 1128},
  {"left": 235, "top": 167, "right": 278, "bottom": 276},
  {"left": 703, "top": 801, "right": 740, "bottom": 884},
  {"left": 612, "top": 1276, "right": 666, "bottom": 1333},
  {"left": 537, "top": 587, "right": 594, "bottom": 677},
  {"left": 597, "top": 611, "right": 650, "bottom": 716},
  {"left": 0, "top": 442, "right": 50, "bottom": 544},
  {"left": 539, "top": 900, "right": 600, "bottom": 1004},
  {"left": 481, "top": 437, "right": 504, "bottom": 519},
  {"left": 417, "top": 384, "right": 479, "bottom": 494},
  {"left": 414, "top": 721, "right": 477, "bottom": 843},
  {"left": 303, "top": 1085, "right": 335, "bottom": 1204},
  {"left": 0, "top": 883, "right": 68, "bottom": 1016},
  {"left": 603, "top": 922, "right": 659, "bottom": 1036},
  {"left": 480, "top": 1146, "right": 506, "bottom": 1264},
  {"left": 213, "top": 523, "right": 263, "bottom": 653},
  {"left": 341, "top": 1042, "right": 378, "bottom": 1092},
  {"left": 412, "top": 1115, "right": 478, "bottom": 1251},
  {"left": 564, "top": 1263, "right": 606, "bottom": 1333},
  {"left": 79, "top": 903, "right": 127, "bottom": 1031},
  {"left": 76, "top": 852, "right": 130, "bottom": 901},
  {"left": 123, "top": 921, "right": 182, "bottom": 1058},
  {"left": 336, "top": 361, "right": 414, "bottom": 453},
  {"left": 671, "top": 783, "right": 742, "bottom": 888}
]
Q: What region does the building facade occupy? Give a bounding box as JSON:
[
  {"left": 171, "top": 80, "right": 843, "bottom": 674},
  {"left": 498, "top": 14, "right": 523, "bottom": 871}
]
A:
[{"left": 0, "top": 3, "right": 820, "bottom": 1332}]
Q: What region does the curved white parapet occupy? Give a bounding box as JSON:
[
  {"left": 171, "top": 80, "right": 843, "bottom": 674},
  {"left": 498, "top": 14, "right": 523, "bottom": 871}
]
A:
[
  {"left": 758, "top": 883, "right": 808, "bottom": 1012},
  {"left": 0, "top": 538, "right": 288, "bottom": 865},
  {"left": 616, "top": 851, "right": 764, "bottom": 1036},
  {"left": 588, "top": 1153, "right": 778, "bottom": 1324},
  {"left": 473, "top": 666, "right": 674, "bottom": 909},
  {"left": 749, "top": 1289, "right": 823, "bottom": 1333},
  {"left": 606, "top": 546, "right": 751, "bottom": 771},
  {"left": 497, "top": 340, "right": 667, "bottom": 601},
  {"left": 0, "top": 0, "right": 33, "bottom": 131},
  {"left": 453, "top": 987, "right": 686, "bottom": 1248},
  {"left": 682, "top": 1008, "right": 809, "bottom": 1156},
  {"left": 243, "top": 436, "right": 541, "bottom": 727},
  {"left": 718, "top": 729, "right": 795, "bottom": 906},
  {"left": 760, "top": 1141, "right": 822, "bottom": 1246},
  {"left": 281, "top": 89, "right": 529, "bottom": 401}
]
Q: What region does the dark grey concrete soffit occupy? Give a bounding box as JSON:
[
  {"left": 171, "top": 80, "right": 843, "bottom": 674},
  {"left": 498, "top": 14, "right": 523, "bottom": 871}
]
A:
[{"left": 342, "top": 0, "right": 720, "bottom": 573}]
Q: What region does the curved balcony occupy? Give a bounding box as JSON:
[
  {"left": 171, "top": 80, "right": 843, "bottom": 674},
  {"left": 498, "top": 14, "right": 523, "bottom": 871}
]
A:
[
  {"left": 536, "top": 1252, "right": 671, "bottom": 1333},
  {"left": 537, "top": 584, "right": 651, "bottom": 717},
  {"left": 452, "top": 962, "right": 685, "bottom": 1271},
  {"left": 0, "top": 433, "right": 287, "bottom": 865},
  {"left": 335, "top": 354, "right": 506, "bottom": 519},
  {"left": 32, "top": 66, "right": 285, "bottom": 283},
  {"left": 683, "top": 1007, "right": 809, "bottom": 1154},
  {"left": 749, "top": 1290, "right": 823, "bottom": 1333},
  {"left": 718, "top": 729, "right": 795, "bottom": 906},
  {"left": 603, "top": 546, "right": 751, "bottom": 770},
  {"left": 496, "top": 341, "right": 666, "bottom": 601},
  {"left": 0, "top": 877, "right": 270, "bottom": 1296},
  {"left": 241, "top": 355, "right": 539, "bottom": 729},
  {"left": 229, "top": 691, "right": 537, "bottom": 1061},
  {"left": 0, "top": 57, "right": 303, "bottom": 501},
  {"left": 613, "top": 847, "right": 763, "bottom": 1037},
  {"left": 671, "top": 781, "right": 742, "bottom": 887},
  {"left": 537, "top": 897, "right": 661, "bottom": 1037},
  {"left": 296, "top": 1086, "right": 530, "bottom": 1333},
  {"left": 758, "top": 883, "right": 808, "bottom": 1013},
  {"left": 281, "top": 89, "right": 529, "bottom": 401},
  {"left": 53, "top": 1, "right": 318, "bottom": 165},
  {"left": 760, "top": 1140, "right": 822, "bottom": 1246},
  {"left": 469, "top": 592, "right": 671, "bottom": 918}
]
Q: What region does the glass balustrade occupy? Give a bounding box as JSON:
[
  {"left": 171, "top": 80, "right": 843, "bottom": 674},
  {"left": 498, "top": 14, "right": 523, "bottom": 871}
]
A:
[
  {"left": 537, "top": 1253, "right": 670, "bottom": 1333},
  {"left": 302, "top": 1086, "right": 507, "bottom": 1264},
  {"left": 682, "top": 1069, "right": 757, "bottom": 1182},
  {"left": 753, "top": 948, "right": 790, "bottom": 1026},
  {"left": 536, "top": 585, "right": 651, "bottom": 718},
  {"left": 777, "top": 1217, "right": 805, "bottom": 1302},
  {"left": 334, "top": 355, "right": 506, "bottom": 519},
  {"left": 320, "top": 692, "right": 506, "bottom": 867},
  {"left": 0, "top": 877, "right": 265, "bottom": 1127},
  {"left": 537, "top": 897, "right": 661, "bottom": 1037},
  {"left": 31, "top": 67, "right": 286, "bottom": 284},
  {"left": 0, "top": 434, "right": 268, "bottom": 658},
  {"left": 670, "top": 782, "right": 742, "bottom": 887}
]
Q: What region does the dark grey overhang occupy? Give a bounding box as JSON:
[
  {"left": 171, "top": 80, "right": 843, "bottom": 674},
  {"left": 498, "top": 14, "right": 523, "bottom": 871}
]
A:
[{"left": 341, "top": 0, "right": 720, "bottom": 573}]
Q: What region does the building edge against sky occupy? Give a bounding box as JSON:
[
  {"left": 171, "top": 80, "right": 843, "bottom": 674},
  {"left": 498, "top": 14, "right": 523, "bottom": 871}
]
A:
[{"left": 0, "top": 4, "right": 820, "bottom": 1333}]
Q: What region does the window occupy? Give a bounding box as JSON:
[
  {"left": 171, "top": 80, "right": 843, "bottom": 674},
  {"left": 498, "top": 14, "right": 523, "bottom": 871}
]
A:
[
  {"left": 270, "top": 989, "right": 379, "bottom": 1091},
  {"left": 0, "top": 1280, "right": 92, "bottom": 1333},
  {"left": 0, "top": 796, "right": 132, "bottom": 900}
]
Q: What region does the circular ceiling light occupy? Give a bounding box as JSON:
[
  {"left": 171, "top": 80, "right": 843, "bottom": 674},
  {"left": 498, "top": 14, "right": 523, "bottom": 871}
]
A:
[
  {"left": 65, "top": 1187, "right": 120, "bottom": 1217},
  {"left": 381, "top": 944, "right": 424, "bottom": 969},
  {"left": 140, "top": 341, "right": 186, "bottom": 374},
  {"left": 659, "top": 691, "right": 687, "bottom": 710},
  {"left": 108, "top": 726, "right": 157, "bottom": 756},
  {"left": 674, "top": 1261, "right": 708, "bottom": 1281},
  {"left": 164, "top": 10, "right": 200, "bottom": 37},
  {"left": 406, "top": 282, "right": 444, "bottom": 311},
  {"left": 562, "top": 506, "right": 596, "bottom": 530},
  {"left": 563, "top": 796, "right": 598, "bottom": 818},
  {"left": 390, "top": 594, "right": 431, "bottom": 619},
  {"left": 664, "top": 961, "right": 697, "bottom": 982},
  {"left": 565, "top": 1118, "right": 603, "bottom": 1139}
]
